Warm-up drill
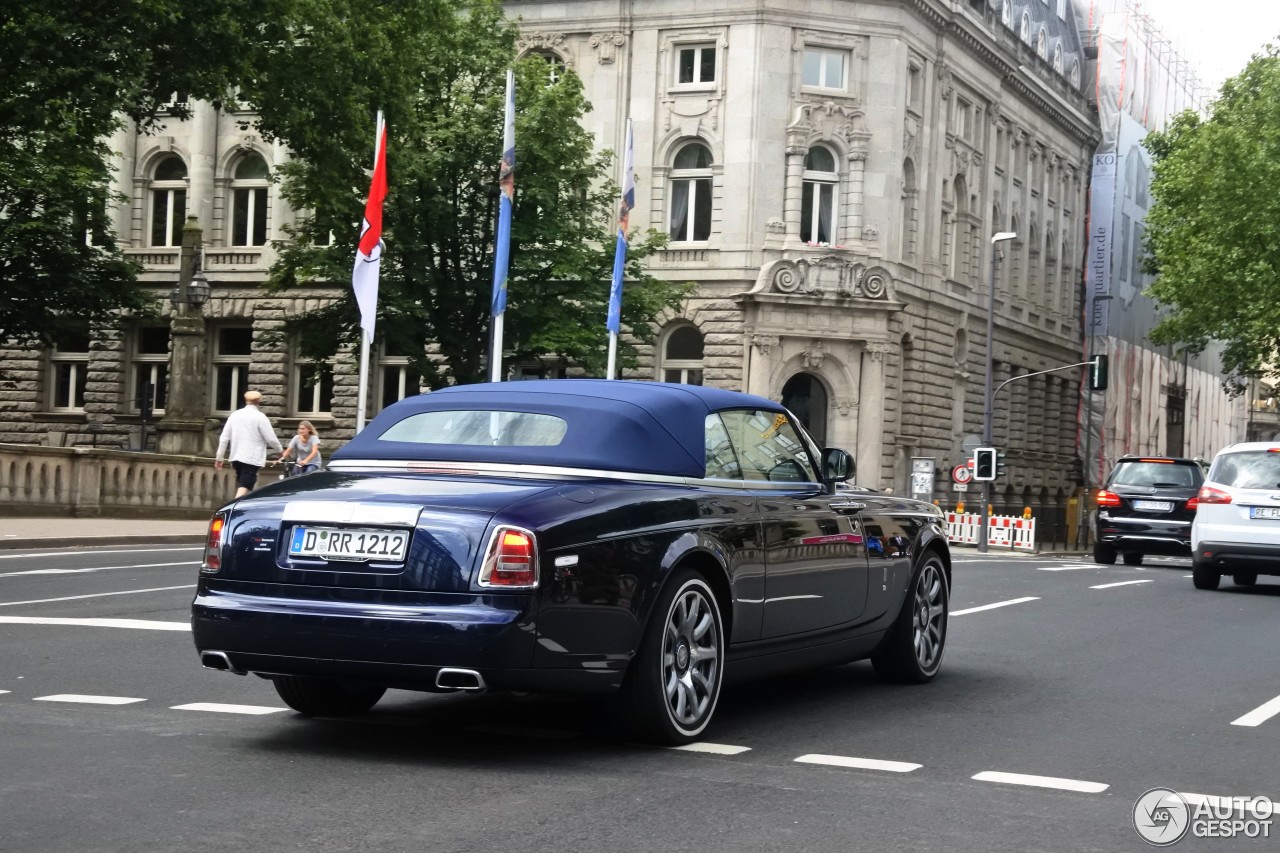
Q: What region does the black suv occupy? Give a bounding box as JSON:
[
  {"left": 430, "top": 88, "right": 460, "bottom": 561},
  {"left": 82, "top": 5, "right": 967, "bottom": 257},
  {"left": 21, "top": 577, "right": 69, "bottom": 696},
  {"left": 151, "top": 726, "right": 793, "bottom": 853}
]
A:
[{"left": 1094, "top": 456, "right": 1204, "bottom": 565}]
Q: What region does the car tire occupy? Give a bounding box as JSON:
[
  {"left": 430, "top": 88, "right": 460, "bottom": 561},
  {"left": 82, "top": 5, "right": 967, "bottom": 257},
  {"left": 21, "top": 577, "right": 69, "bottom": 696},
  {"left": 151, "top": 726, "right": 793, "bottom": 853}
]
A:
[
  {"left": 272, "top": 676, "right": 386, "bottom": 716},
  {"left": 1191, "top": 562, "right": 1221, "bottom": 590},
  {"left": 619, "top": 570, "right": 724, "bottom": 745},
  {"left": 872, "top": 552, "right": 949, "bottom": 684},
  {"left": 1122, "top": 552, "right": 1144, "bottom": 566},
  {"left": 1233, "top": 572, "right": 1258, "bottom": 587},
  {"left": 1093, "top": 542, "right": 1117, "bottom": 565}
]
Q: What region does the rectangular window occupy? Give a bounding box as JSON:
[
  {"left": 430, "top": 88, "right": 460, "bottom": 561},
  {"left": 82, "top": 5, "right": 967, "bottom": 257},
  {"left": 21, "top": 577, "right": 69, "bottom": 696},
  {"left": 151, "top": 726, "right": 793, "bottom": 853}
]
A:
[
  {"left": 378, "top": 340, "right": 421, "bottom": 411},
  {"left": 150, "top": 189, "right": 186, "bottom": 247},
  {"left": 49, "top": 329, "right": 90, "bottom": 412},
  {"left": 802, "top": 48, "right": 847, "bottom": 90},
  {"left": 907, "top": 63, "right": 922, "bottom": 111},
  {"left": 676, "top": 44, "right": 717, "bottom": 85},
  {"left": 295, "top": 363, "right": 334, "bottom": 415},
  {"left": 132, "top": 326, "right": 170, "bottom": 415},
  {"left": 955, "top": 98, "right": 971, "bottom": 139},
  {"left": 212, "top": 326, "right": 252, "bottom": 413},
  {"left": 718, "top": 410, "right": 817, "bottom": 483},
  {"left": 232, "top": 187, "right": 269, "bottom": 246},
  {"left": 669, "top": 178, "right": 712, "bottom": 242}
]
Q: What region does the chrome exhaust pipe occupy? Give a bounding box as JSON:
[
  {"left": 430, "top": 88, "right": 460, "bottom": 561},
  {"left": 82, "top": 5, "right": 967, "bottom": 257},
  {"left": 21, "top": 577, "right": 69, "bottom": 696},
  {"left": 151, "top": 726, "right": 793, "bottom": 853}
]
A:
[
  {"left": 435, "top": 667, "right": 487, "bottom": 692},
  {"left": 201, "top": 650, "right": 247, "bottom": 675}
]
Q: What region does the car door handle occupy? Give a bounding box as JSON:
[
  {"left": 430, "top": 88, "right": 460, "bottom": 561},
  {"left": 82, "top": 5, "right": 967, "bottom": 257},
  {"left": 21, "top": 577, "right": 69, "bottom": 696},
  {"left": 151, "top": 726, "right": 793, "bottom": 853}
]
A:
[{"left": 829, "top": 501, "right": 866, "bottom": 511}]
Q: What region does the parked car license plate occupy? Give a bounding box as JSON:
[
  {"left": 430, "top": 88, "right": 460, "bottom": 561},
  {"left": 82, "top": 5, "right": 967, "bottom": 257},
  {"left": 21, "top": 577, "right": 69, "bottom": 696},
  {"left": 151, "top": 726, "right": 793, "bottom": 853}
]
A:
[
  {"left": 1249, "top": 506, "right": 1280, "bottom": 520},
  {"left": 289, "top": 526, "right": 409, "bottom": 561},
  {"left": 1132, "top": 499, "right": 1173, "bottom": 512}
]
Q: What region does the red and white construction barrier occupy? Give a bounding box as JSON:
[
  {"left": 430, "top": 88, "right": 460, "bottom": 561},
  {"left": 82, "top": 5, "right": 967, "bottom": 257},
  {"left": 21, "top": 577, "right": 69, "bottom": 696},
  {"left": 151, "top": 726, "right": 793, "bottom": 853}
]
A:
[{"left": 945, "top": 513, "right": 1037, "bottom": 551}]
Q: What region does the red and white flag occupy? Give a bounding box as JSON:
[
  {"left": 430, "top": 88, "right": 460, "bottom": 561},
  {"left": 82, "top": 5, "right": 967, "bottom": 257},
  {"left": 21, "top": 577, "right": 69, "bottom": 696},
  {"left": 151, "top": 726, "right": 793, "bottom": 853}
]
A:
[{"left": 353, "top": 116, "right": 387, "bottom": 338}]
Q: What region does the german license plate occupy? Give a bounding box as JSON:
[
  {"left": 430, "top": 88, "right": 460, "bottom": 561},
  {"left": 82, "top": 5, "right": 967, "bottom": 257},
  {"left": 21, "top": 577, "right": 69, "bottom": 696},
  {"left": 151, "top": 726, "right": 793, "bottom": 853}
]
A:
[
  {"left": 1133, "top": 500, "right": 1173, "bottom": 512},
  {"left": 1249, "top": 506, "right": 1280, "bottom": 520},
  {"left": 288, "top": 526, "right": 409, "bottom": 562}
]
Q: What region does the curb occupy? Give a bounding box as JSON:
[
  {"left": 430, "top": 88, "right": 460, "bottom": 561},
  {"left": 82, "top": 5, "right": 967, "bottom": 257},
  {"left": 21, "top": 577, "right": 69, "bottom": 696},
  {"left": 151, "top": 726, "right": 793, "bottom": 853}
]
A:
[{"left": 0, "top": 534, "right": 206, "bottom": 551}]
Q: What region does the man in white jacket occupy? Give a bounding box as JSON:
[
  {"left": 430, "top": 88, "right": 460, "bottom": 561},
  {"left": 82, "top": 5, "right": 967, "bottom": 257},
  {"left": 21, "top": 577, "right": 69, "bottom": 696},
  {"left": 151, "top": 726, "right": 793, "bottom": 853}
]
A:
[{"left": 215, "top": 390, "right": 284, "bottom": 498}]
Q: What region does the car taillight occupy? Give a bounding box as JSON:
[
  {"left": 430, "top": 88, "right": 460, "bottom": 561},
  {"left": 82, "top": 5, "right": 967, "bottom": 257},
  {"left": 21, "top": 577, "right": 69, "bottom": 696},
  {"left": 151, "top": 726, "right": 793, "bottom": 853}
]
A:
[
  {"left": 1197, "top": 486, "right": 1233, "bottom": 505},
  {"left": 478, "top": 526, "right": 538, "bottom": 588},
  {"left": 1186, "top": 497, "right": 1199, "bottom": 512},
  {"left": 201, "top": 514, "right": 226, "bottom": 573},
  {"left": 1096, "top": 489, "right": 1122, "bottom": 507}
]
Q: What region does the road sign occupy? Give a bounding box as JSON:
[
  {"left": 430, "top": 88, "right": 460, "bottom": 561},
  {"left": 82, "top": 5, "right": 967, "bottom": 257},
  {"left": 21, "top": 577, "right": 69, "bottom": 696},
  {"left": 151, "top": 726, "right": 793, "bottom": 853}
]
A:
[
  {"left": 951, "top": 464, "right": 973, "bottom": 484},
  {"left": 953, "top": 483, "right": 969, "bottom": 492}
]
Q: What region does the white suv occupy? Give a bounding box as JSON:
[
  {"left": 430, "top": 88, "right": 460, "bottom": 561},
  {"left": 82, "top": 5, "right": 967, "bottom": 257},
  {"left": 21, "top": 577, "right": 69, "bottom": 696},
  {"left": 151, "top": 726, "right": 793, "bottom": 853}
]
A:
[{"left": 1191, "top": 442, "right": 1280, "bottom": 590}]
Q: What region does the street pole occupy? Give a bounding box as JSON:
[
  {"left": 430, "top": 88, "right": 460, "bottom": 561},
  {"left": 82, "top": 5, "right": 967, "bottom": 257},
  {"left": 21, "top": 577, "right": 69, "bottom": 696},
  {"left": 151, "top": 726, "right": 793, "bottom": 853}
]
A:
[{"left": 980, "top": 231, "right": 1017, "bottom": 553}]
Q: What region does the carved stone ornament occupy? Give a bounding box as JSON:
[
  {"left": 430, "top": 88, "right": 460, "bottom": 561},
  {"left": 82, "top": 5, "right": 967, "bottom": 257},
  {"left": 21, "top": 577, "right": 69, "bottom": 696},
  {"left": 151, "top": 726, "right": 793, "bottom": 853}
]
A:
[
  {"left": 866, "top": 341, "right": 890, "bottom": 361},
  {"left": 835, "top": 397, "right": 855, "bottom": 416},
  {"left": 788, "top": 101, "right": 869, "bottom": 145},
  {"left": 766, "top": 217, "right": 786, "bottom": 234},
  {"left": 516, "top": 32, "right": 567, "bottom": 53},
  {"left": 751, "top": 334, "right": 780, "bottom": 356},
  {"left": 589, "top": 32, "right": 626, "bottom": 64},
  {"left": 802, "top": 341, "right": 826, "bottom": 370},
  {"left": 768, "top": 258, "right": 891, "bottom": 300},
  {"left": 988, "top": 103, "right": 1002, "bottom": 126},
  {"left": 936, "top": 63, "right": 954, "bottom": 100},
  {"left": 861, "top": 225, "right": 880, "bottom": 241}
]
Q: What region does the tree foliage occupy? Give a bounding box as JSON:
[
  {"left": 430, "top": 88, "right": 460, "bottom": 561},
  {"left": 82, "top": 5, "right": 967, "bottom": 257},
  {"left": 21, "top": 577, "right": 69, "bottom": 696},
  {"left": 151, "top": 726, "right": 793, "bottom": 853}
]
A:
[
  {"left": 1144, "top": 46, "right": 1280, "bottom": 389},
  {"left": 0, "top": 0, "right": 293, "bottom": 346},
  {"left": 249, "top": 0, "right": 687, "bottom": 387}
]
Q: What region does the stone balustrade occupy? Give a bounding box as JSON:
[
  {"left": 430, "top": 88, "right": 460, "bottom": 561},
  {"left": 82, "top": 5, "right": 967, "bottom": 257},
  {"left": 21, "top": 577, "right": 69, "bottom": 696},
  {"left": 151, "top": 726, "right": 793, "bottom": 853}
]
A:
[{"left": 0, "top": 444, "right": 234, "bottom": 518}]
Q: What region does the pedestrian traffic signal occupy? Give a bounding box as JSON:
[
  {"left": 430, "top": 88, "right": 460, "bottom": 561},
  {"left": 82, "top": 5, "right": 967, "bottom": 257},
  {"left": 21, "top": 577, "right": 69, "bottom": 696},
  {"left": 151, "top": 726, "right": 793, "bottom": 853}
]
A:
[
  {"left": 1090, "top": 354, "right": 1109, "bottom": 391},
  {"left": 973, "top": 447, "right": 997, "bottom": 481}
]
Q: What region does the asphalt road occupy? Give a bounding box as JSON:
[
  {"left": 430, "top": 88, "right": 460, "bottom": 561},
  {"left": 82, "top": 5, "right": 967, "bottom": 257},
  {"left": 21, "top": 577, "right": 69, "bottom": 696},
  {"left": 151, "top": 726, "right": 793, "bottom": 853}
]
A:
[{"left": 1, "top": 545, "right": 1278, "bottom": 852}]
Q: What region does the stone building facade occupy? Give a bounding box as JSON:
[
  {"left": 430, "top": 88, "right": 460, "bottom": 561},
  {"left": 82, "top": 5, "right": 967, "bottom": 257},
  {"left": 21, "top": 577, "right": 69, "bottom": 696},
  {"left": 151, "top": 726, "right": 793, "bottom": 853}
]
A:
[{"left": 0, "top": 0, "right": 1099, "bottom": 508}]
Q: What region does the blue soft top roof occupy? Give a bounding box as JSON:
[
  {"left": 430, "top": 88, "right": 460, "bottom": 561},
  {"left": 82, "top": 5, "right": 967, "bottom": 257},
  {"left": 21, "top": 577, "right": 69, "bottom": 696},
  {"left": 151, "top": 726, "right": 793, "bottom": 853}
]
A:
[{"left": 333, "top": 380, "right": 785, "bottom": 478}]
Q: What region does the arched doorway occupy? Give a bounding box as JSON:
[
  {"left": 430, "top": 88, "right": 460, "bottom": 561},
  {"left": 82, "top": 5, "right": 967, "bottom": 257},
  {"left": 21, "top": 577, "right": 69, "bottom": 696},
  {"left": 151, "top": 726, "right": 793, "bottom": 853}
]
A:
[{"left": 781, "top": 373, "right": 828, "bottom": 447}]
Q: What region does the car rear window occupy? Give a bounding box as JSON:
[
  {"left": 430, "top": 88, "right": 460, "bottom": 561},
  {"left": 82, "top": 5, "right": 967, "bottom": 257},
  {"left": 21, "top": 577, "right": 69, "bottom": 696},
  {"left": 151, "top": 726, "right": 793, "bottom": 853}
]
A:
[
  {"left": 378, "top": 410, "right": 568, "bottom": 447},
  {"left": 1209, "top": 451, "right": 1280, "bottom": 489},
  {"left": 1109, "top": 460, "right": 1203, "bottom": 488}
]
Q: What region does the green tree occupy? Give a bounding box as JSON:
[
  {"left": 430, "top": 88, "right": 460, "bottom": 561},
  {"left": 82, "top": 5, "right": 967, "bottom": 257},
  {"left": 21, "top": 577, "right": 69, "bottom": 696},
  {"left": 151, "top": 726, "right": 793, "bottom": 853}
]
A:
[
  {"left": 251, "top": 0, "right": 687, "bottom": 387},
  {"left": 1144, "top": 46, "right": 1280, "bottom": 390},
  {"left": 0, "top": 0, "right": 296, "bottom": 346}
]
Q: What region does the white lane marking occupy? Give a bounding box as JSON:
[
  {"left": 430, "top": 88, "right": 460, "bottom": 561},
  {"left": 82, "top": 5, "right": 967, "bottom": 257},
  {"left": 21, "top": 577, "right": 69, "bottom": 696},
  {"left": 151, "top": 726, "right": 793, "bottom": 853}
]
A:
[
  {"left": 1090, "top": 580, "right": 1154, "bottom": 590},
  {"left": 0, "top": 561, "right": 197, "bottom": 578},
  {"left": 1231, "top": 693, "right": 1280, "bottom": 727},
  {"left": 0, "top": 616, "right": 189, "bottom": 631},
  {"left": 794, "top": 754, "right": 921, "bottom": 773},
  {"left": 951, "top": 597, "right": 1040, "bottom": 616},
  {"left": 1181, "top": 792, "right": 1280, "bottom": 814},
  {"left": 172, "top": 703, "right": 287, "bottom": 715},
  {"left": 972, "top": 771, "right": 1109, "bottom": 794},
  {"left": 0, "top": 585, "right": 193, "bottom": 607},
  {"left": 670, "top": 742, "right": 752, "bottom": 755},
  {"left": 34, "top": 694, "right": 146, "bottom": 706},
  {"left": 0, "top": 690, "right": 9, "bottom": 694},
  {"left": 0, "top": 547, "right": 202, "bottom": 561},
  {"left": 1038, "top": 565, "right": 1103, "bottom": 572}
]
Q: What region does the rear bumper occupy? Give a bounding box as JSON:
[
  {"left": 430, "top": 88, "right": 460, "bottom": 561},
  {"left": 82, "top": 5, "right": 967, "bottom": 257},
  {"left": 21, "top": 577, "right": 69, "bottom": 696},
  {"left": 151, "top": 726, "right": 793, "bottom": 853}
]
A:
[
  {"left": 191, "top": 581, "right": 623, "bottom": 693},
  {"left": 1096, "top": 516, "right": 1191, "bottom": 554},
  {"left": 1194, "top": 542, "right": 1280, "bottom": 575}
]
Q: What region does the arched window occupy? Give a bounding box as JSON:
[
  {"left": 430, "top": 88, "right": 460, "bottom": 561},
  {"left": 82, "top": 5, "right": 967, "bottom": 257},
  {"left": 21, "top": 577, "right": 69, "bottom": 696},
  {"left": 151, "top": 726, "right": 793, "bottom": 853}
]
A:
[
  {"left": 230, "top": 154, "right": 270, "bottom": 247},
  {"left": 527, "top": 50, "right": 566, "bottom": 86},
  {"left": 669, "top": 142, "right": 713, "bottom": 243},
  {"left": 149, "top": 155, "right": 187, "bottom": 247},
  {"left": 781, "top": 373, "right": 828, "bottom": 447},
  {"left": 801, "top": 146, "right": 838, "bottom": 245},
  {"left": 1020, "top": 13, "right": 1030, "bottom": 43},
  {"left": 1070, "top": 60, "right": 1081, "bottom": 88},
  {"left": 660, "top": 324, "right": 704, "bottom": 385},
  {"left": 1053, "top": 44, "right": 1064, "bottom": 74},
  {"left": 1001, "top": 0, "right": 1012, "bottom": 26},
  {"left": 900, "top": 158, "right": 918, "bottom": 261}
]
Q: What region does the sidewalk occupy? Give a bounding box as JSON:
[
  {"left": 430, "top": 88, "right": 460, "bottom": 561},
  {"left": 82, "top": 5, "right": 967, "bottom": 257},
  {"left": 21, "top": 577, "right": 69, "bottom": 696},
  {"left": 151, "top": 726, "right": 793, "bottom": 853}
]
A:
[{"left": 0, "top": 517, "right": 209, "bottom": 550}]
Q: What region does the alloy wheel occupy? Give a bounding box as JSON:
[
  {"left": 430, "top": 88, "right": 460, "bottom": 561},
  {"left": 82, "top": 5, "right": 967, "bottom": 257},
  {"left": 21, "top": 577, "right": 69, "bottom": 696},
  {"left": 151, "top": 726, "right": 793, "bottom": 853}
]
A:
[
  {"left": 912, "top": 562, "right": 946, "bottom": 672},
  {"left": 661, "top": 587, "right": 721, "bottom": 729}
]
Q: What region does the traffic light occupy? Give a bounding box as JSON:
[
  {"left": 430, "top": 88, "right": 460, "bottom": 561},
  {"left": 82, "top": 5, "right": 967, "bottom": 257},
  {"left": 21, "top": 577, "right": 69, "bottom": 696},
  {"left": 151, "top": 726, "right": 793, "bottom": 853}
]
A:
[
  {"left": 1090, "top": 354, "right": 1109, "bottom": 391},
  {"left": 996, "top": 449, "right": 1008, "bottom": 479},
  {"left": 973, "top": 447, "right": 997, "bottom": 481}
]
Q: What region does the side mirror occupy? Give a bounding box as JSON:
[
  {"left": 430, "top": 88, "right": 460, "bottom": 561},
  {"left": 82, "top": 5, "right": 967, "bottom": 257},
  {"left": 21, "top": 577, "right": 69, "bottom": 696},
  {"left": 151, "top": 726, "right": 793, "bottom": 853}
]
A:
[{"left": 821, "top": 448, "right": 855, "bottom": 484}]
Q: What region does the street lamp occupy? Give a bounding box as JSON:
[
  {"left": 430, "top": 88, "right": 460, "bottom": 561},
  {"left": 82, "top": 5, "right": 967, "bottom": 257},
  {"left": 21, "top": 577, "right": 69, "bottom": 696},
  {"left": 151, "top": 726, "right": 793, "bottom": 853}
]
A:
[
  {"left": 169, "top": 254, "right": 210, "bottom": 310},
  {"left": 979, "top": 231, "right": 1017, "bottom": 553}
]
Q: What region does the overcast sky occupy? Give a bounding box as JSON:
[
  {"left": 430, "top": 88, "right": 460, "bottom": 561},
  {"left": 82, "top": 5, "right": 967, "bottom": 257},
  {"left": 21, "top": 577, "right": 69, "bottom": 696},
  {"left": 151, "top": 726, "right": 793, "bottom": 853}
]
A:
[{"left": 1134, "top": 0, "right": 1280, "bottom": 92}]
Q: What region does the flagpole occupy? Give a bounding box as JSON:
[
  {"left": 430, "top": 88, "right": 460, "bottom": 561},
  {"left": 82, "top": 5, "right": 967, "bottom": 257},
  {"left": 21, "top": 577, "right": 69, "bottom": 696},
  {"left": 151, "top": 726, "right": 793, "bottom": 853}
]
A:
[
  {"left": 490, "top": 69, "right": 515, "bottom": 383},
  {"left": 355, "top": 110, "right": 383, "bottom": 433},
  {"left": 606, "top": 118, "right": 634, "bottom": 381}
]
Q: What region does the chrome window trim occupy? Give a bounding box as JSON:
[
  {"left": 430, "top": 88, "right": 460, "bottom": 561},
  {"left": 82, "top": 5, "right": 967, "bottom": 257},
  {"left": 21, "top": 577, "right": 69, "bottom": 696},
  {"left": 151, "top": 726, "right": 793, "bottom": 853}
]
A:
[{"left": 325, "top": 459, "right": 823, "bottom": 492}]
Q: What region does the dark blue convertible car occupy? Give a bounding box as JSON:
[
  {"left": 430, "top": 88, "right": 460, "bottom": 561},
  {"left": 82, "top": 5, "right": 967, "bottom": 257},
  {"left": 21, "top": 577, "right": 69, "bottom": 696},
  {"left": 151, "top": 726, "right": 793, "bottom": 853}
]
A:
[{"left": 193, "top": 380, "right": 951, "bottom": 744}]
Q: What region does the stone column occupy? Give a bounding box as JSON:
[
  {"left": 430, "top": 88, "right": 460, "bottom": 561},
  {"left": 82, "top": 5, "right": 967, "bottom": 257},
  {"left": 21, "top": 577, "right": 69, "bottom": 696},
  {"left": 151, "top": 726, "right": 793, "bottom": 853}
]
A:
[
  {"left": 188, "top": 102, "right": 218, "bottom": 230},
  {"left": 746, "top": 334, "right": 779, "bottom": 397},
  {"left": 783, "top": 142, "right": 805, "bottom": 242},
  {"left": 156, "top": 218, "right": 210, "bottom": 456},
  {"left": 856, "top": 343, "right": 888, "bottom": 488}
]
